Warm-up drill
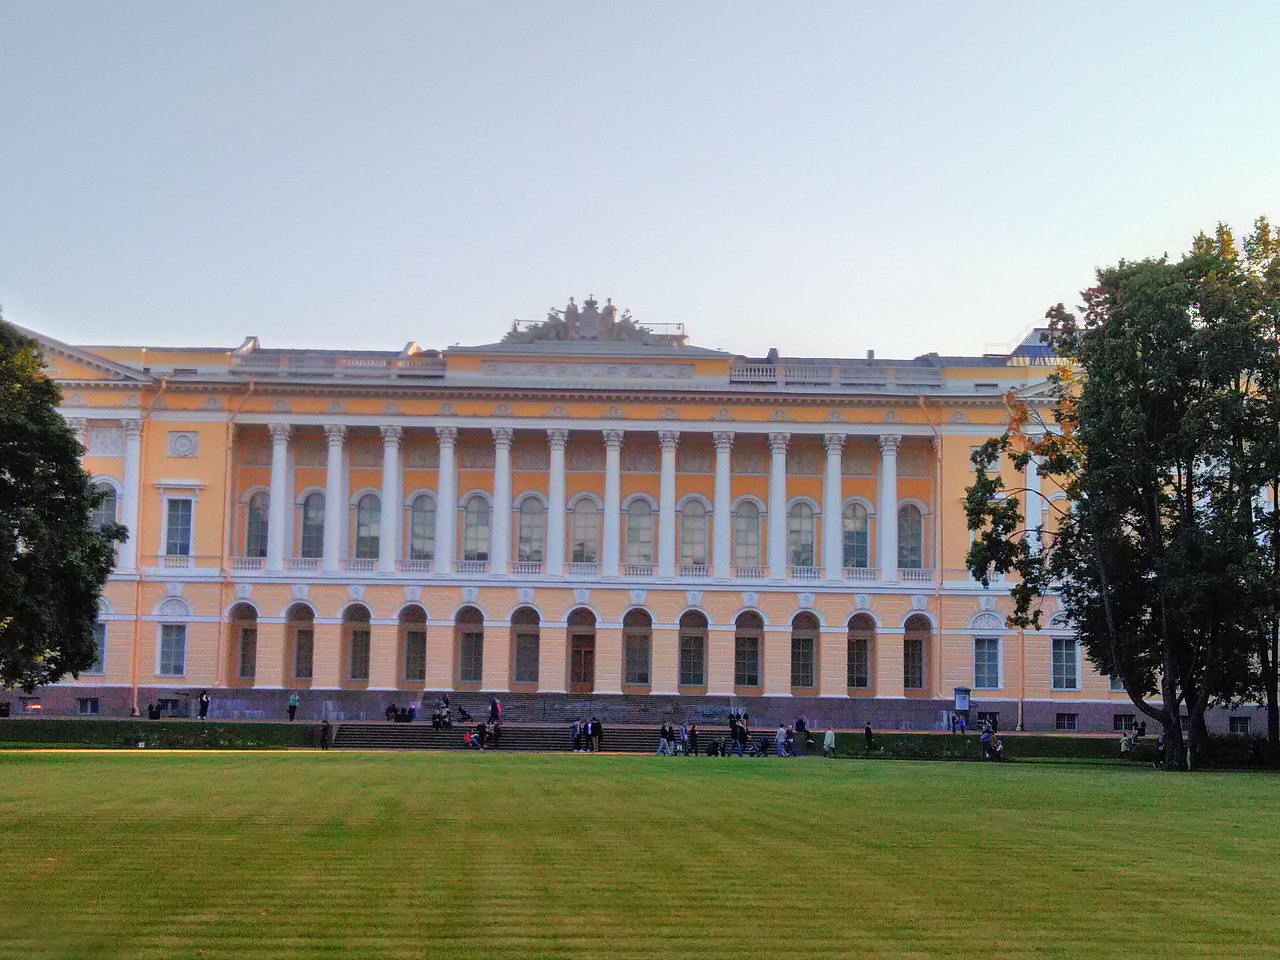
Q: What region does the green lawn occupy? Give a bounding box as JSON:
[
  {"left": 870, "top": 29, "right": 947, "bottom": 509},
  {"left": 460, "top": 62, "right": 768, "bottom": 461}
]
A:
[{"left": 2, "top": 752, "right": 1277, "bottom": 960}]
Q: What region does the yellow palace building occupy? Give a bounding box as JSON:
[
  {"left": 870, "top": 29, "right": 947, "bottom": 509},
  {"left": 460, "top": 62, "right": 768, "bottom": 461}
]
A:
[{"left": 17, "top": 296, "right": 1140, "bottom": 731}]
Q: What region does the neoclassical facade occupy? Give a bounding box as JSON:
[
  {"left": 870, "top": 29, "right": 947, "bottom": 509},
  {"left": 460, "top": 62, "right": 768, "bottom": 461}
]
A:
[{"left": 17, "top": 299, "right": 1149, "bottom": 731}]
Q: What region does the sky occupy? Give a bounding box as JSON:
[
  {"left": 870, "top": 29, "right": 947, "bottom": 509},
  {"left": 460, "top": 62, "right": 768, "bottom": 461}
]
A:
[{"left": 2, "top": 2, "right": 1278, "bottom": 361}]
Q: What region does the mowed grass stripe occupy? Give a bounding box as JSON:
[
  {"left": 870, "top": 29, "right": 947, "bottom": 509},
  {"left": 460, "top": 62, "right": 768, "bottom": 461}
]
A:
[{"left": 0, "top": 752, "right": 1277, "bottom": 959}]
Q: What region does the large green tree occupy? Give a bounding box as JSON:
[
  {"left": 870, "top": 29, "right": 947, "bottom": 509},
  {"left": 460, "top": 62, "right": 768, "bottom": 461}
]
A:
[
  {"left": 0, "top": 314, "right": 124, "bottom": 691},
  {"left": 965, "top": 220, "right": 1280, "bottom": 770}
]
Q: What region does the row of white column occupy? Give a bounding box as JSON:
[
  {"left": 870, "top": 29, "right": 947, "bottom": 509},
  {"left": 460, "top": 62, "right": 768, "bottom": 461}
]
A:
[{"left": 259, "top": 424, "right": 910, "bottom": 581}]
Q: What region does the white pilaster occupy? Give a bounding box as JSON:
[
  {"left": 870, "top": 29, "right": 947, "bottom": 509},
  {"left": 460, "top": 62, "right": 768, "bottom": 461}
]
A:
[
  {"left": 546, "top": 429, "right": 568, "bottom": 576},
  {"left": 491, "top": 427, "right": 514, "bottom": 575},
  {"left": 658, "top": 431, "right": 679, "bottom": 577},
  {"left": 1025, "top": 452, "right": 1042, "bottom": 552},
  {"left": 602, "top": 429, "right": 623, "bottom": 577},
  {"left": 822, "top": 432, "right": 844, "bottom": 581},
  {"left": 712, "top": 431, "right": 734, "bottom": 579},
  {"left": 378, "top": 425, "right": 403, "bottom": 574},
  {"left": 878, "top": 434, "right": 901, "bottom": 582},
  {"left": 322, "top": 425, "right": 346, "bottom": 573},
  {"left": 433, "top": 426, "right": 458, "bottom": 575},
  {"left": 767, "top": 432, "right": 789, "bottom": 579},
  {"left": 266, "top": 423, "right": 291, "bottom": 571},
  {"left": 119, "top": 419, "right": 143, "bottom": 571}
]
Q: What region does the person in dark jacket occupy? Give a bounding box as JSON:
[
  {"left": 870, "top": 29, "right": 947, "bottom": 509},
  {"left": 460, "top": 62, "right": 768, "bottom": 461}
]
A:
[
  {"left": 864, "top": 721, "right": 874, "bottom": 751},
  {"left": 198, "top": 690, "right": 210, "bottom": 719},
  {"left": 688, "top": 724, "right": 699, "bottom": 757},
  {"left": 319, "top": 719, "right": 331, "bottom": 750},
  {"left": 592, "top": 717, "right": 604, "bottom": 752}
]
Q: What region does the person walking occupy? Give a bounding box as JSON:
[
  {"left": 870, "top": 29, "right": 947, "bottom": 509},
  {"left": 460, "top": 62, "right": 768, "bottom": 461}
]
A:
[
  {"left": 592, "top": 717, "right": 604, "bottom": 753},
  {"left": 980, "top": 725, "right": 992, "bottom": 761},
  {"left": 735, "top": 720, "right": 747, "bottom": 757},
  {"left": 489, "top": 697, "right": 501, "bottom": 724},
  {"left": 688, "top": 724, "right": 699, "bottom": 757},
  {"left": 571, "top": 717, "right": 582, "bottom": 752},
  {"left": 776, "top": 723, "right": 787, "bottom": 758},
  {"left": 319, "top": 719, "right": 331, "bottom": 750},
  {"left": 823, "top": 726, "right": 837, "bottom": 758},
  {"left": 198, "top": 690, "right": 210, "bottom": 720},
  {"left": 656, "top": 724, "right": 670, "bottom": 756},
  {"left": 678, "top": 722, "right": 689, "bottom": 757},
  {"left": 287, "top": 692, "right": 299, "bottom": 722},
  {"left": 864, "top": 721, "right": 874, "bottom": 751}
]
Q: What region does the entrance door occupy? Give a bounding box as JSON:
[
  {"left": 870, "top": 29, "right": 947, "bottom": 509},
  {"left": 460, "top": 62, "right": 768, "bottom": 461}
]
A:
[{"left": 570, "top": 633, "right": 595, "bottom": 692}]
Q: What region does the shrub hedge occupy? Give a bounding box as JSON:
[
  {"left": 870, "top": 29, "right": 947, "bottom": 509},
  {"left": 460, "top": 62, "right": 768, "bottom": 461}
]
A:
[{"left": 0, "top": 718, "right": 318, "bottom": 750}]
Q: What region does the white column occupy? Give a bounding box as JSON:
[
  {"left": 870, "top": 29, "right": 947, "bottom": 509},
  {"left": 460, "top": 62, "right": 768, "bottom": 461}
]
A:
[
  {"left": 822, "top": 432, "right": 844, "bottom": 581},
  {"left": 712, "top": 431, "right": 733, "bottom": 578},
  {"left": 657, "top": 431, "right": 679, "bottom": 577},
  {"left": 377, "top": 425, "right": 402, "bottom": 574},
  {"left": 546, "top": 429, "right": 568, "bottom": 575},
  {"left": 119, "top": 419, "right": 143, "bottom": 570},
  {"left": 878, "top": 434, "right": 901, "bottom": 582},
  {"left": 1025, "top": 452, "right": 1042, "bottom": 552},
  {"left": 266, "top": 424, "right": 291, "bottom": 571},
  {"left": 491, "top": 427, "right": 513, "bottom": 575},
  {"left": 433, "top": 426, "right": 458, "bottom": 575},
  {"left": 601, "top": 429, "right": 623, "bottom": 577},
  {"left": 767, "top": 432, "right": 789, "bottom": 579},
  {"left": 322, "top": 425, "right": 346, "bottom": 573}
]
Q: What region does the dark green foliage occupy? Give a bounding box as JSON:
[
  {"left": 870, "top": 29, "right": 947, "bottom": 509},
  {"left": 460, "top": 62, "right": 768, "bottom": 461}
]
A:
[{"left": 0, "top": 718, "right": 318, "bottom": 749}]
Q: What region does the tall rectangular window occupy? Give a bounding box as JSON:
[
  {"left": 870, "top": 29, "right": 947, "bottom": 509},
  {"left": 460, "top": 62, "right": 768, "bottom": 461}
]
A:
[
  {"left": 404, "top": 629, "right": 427, "bottom": 682},
  {"left": 732, "top": 505, "right": 761, "bottom": 568},
  {"left": 349, "top": 628, "right": 371, "bottom": 681},
  {"left": 165, "top": 498, "right": 194, "bottom": 556},
  {"left": 1052, "top": 637, "right": 1079, "bottom": 690},
  {"left": 294, "top": 629, "right": 314, "bottom": 680},
  {"left": 1109, "top": 674, "right": 1126, "bottom": 692},
  {"left": 87, "top": 621, "right": 106, "bottom": 674},
  {"left": 791, "top": 637, "right": 815, "bottom": 688},
  {"left": 847, "top": 635, "right": 869, "bottom": 688},
  {"left": 624, "top": 634, "right": 650, "bottom": 685},
  {"left": 679, "top": 634, "right": 705, "bottom": 687},
  {"left": 238, "top": 627, "right": 257, "bottom": 680},
  {"left": 973, "top": 638, "right": 1000, "bottom": 689},
  {"left": 735, "top": 636, "right": 760, "bottom": 687},
  {"left": 904, "top": 637, "right": 925, "bottom": 690},
  {"left": 513, "top": 632, "right": 539, "bottom": 684},
  {"left": 158, "top": 623, "right": 187, "bottom": 676},
  {"left": 459, "top": 631, "right": 484, "bottom": 683}
]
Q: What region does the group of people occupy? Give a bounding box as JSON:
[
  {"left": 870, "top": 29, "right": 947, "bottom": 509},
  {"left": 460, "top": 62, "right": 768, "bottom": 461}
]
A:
[
  {"left": 384, "top": 702, "right": 418, "bottom": 723},
  {"left": 570, "top": 717, "right": 605, "bottom": 752},
  {"left": 979, "top": 719, "right": 1004, "bottom": 761},
  {"left": 1118, "top": 719, "right": 1150, "bottom": 755},
  {"left": 655, "top": 722, "right": 699, "bottom": 756},
  {"left": 463, "top": 719, "right": 501, "bottom": 749}
]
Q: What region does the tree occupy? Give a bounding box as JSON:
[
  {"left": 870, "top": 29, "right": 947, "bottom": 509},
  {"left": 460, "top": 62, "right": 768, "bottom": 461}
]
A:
[
  {"left": 0, "top": 313, "right": 124, "bottom": 691},
  {"left": 964, "top": 220, "right": 1280, "bottom": 770}
]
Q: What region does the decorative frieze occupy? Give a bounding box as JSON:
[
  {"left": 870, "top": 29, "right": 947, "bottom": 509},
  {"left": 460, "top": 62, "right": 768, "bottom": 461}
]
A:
[{"left": 86, "top": 425, "right": 125, "bottom": 457}]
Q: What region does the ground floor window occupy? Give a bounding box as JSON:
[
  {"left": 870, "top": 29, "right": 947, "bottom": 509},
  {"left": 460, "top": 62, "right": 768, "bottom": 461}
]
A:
[
  {"left": 735, "top": 636, "right": 760, "bottom": 687},
  {"left": 238, "top": 627, "right": 257, "bottom": 680},
  {"left": 1113, "top": 714, "right": 1135, "bottom": 732},
  {"left": 349, "top": 629, "right": 371, "bottom": 681},
  {"left": 77, "top": 697, "right": 99, "bottom": 715},
  {"left": 514, "top": 631, "right": 539, "bottom": 684},
  {"left": 903, "top": 637, "right": 924, "bottom": 690},
  {"left": 1229, "top": 716, "right": 1251, "bottom": 735},
  {"left": 19, "top": 696, "right": 40, "bottom": 714},
  {"left": 1051, "top": 637, "right": 1079, "bottom": 690},
  {"left": 157, "top": 698, "right": 183, "bottom": 717},
  {"left": 1055, "top": 712, "right": 1078, "bottom": 732},
  {"left": 404, "top": 628, "right": 427, "bottom": 682},
  {"left": 159, "top": 624, "right": 187, "bottom": 676},
  {"left": 973, "top": 637, "right": 999, "bottom": 689},
  {"left": 624, "top": 633, "right": 650, "bottom": 685},
  {"left": 791, "top": 637, "right": 815, "bottom": 688},
  {"left": 294, "top": 628, "right": 314, "bottom": 680},
  {"left": 679, "top": 634, "right": 705, "bottom": 686},
  {"left": 976, "top": 711, "right": 1000, "bottom": 730},
  {"left": 459, "top": 631, "right": 484, "bottom": 684}
]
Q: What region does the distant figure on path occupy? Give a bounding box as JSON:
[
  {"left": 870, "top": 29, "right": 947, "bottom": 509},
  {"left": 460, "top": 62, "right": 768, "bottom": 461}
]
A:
[
  {"left": 198, "top": 690, "right": 210, "bottom": 720},
  {"left": 980, "top": 726, "right": 992, "bottom": 761},
  {"left": 319, "top": 719, "right": 331, "bottom": 750},
  {"left": 287, "top": 692, "right": 299, "bottom": 722},
  {"left": 571, "top": 717, "right": 582, "bottom": 751},
  {"left": 489, "top": 697, "right": 501, "bottom": 723},
  {"left": 678, "top": 722, "right": 688, "bottom": 756},
  {"left": 776, "top": 724, "right": 787, "bottom": 757},
  {"left": 592, "top": 717, "right": 604, "bottom": 753},
  {"left": 823, "top": 727, "right": 836, "bottom": 758},
  {"left": 864, "top": 721, "right": 873, "bottom": 751},
  {"left": 688, "top": 724, "right": 699, "bottom": 757}
]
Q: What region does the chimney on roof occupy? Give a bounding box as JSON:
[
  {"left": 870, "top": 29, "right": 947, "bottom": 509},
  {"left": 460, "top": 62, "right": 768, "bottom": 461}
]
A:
[{"left": 867, "top": 349, "right": 875, "bottom": 360}]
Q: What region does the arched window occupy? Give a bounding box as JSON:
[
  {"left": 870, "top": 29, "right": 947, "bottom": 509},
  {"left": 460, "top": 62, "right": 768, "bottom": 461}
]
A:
[
  {"left": 90, "top": 481, "right": 118, "bottom": 531},
  {"left": 517, "top": 498, "right": 546, "bottom": 563},
  {"left": 791, "top": 612, "right": 818, "bottom": 689},
  {"left": 623, "top": 609, "right": 652, "bottom": 686},
  {"left": 231, "top": 603, "right": 258, "bottom": 680},
  {"left": 732, "top": 501, "right": 761, "bottom": 569},
  {"left": 344, "top": 605, "right": 371, "bottom": 682},
  {"left": 898, "top": 504, "right": 924, "bottom": 569},
  {"left": 679, "top": 610, "right": 708, "bottom": 687},
  {"left": 569, "top": 607, "right": 596, "bottom": 692},
  {"left": 462, "top": 495, "right": 491, "bottom": 562},
  {"left": 245, "top": 491, "right": 269, "bottom": 559},
  {"left": 456, "top": 606, "right": 484, "bottom": 683},
  {"left": 287, "top": 603, "right": 315, "bottom": 681},
  {"left": 904, "top": 613, "right": 930, "bottom": 690},
  {"left": 842, "top": 502, "right": 870, "bottom": 569},
  {"left": 300, "top": 492, "right": 325, "bottom": 559},
  {"left": 735, "top": 611, "right": 763, "bottom": 688},
  {"left": 788, "top": 501, "right": 816, "bottom": 567},
  {"left": 408, "top": 494, "right": 436, "bottom": 561},
  {"left": 401, "top": 605, "right": 427, "bottom": 682},
  {"left": 511, "top": 606, "right": 540, "bottom": 684},
  {"left": 571, "top": 499, "right": 600, "bottom": 564},
  {"left": 679, "top": 500, "right": 709, "bottom": 567},
  {"left": 847, "top": 613, "right": 874, "bottom": 688},
  {"left": 355, "top": 494, "right": 381, "bottom": 560},
  {"left": 625, "top": 499, "right": 654, "bottom": 565}
]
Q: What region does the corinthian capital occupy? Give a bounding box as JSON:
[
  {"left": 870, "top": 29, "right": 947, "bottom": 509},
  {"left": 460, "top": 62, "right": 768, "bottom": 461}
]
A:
[
  {"left": 324, "top": 424, "right": 347, "bottom": 445},
  {"left": 879, "top": 434, "right": 902, "bottom": 454},
  {"left": 491, "top": 426, "right": 514, "bottom": 448},
  {"left": 547, "top": 428, "right": 569, "bottom": 449},
  {"left": 602, "top": 429, "right": 624, "bottom": 450},
  {"left": 435, "top": 425, "right": 458, "bottom": 447},
  {"left": 823, "top": 433, "right": 846, "bottom": 455},
  {"left": 658, "top": 430, "right": 680, "bottom": 450},
  {"left": 269, "top": 423, "right": 292, "bottom": 444},
  {"left": 713, "top": 431, "right": 734, "bottom": 452},
  {"left": 768, "top": 432, "right": 790, "bottom": 455},
  {"left": 380, "top": 425, "right": 403, "bottom": 446}
]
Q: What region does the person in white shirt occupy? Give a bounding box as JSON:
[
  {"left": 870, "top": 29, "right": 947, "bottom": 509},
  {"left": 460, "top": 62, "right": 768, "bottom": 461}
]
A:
[
  {"left": 776, "top": 724, "right": 787, "bottom": 758},
  {"left": 823, "top": 727, "right": 836, "bottom": 758}
]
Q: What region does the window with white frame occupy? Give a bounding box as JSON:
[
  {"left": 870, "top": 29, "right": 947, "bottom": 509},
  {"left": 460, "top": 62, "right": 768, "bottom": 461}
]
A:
[
  {"left": 898, "top": 504, "right": 924, "bottom": 569},
  {"left": 625, "top": 499, "right": 653, "bottom": 565},
  {"left": 409, "top": 494, "right": 436, "bottom": 561},
  {"left": 462, "top": 495, "right": 491, "bottom": 562},
  {"left": 732, "top": 501, "right": 762, "bottom": 568},
  {"left": 1055, "top": 712, "right": 1078, "bottom": 732},
  {"left": 679, "top": 500, "right": 709, "bottom": 566},
  {"left": 158, "top": 623, "right": 187, "bottom": 676},
  {"left": 77, "top": 697, "right": 99, "bottom": 716},
  {"left": 245, "top": 491, "right": 269, "bottom": 558},
  {"left": 1113, "top": 714, "right": 1135, "bottom": 732},
  {"left": 164, "top": 498, "right": 194, "bottom": 556},
  {"left": 847, "top": 615, "right": 873, "bottom": 688},
  {"left": 679, "top": 613, "right": 706, "bottom": 687},
  {"left": 354, "top": 493, "right": 381, "bottom": 560},
  {"left": 300, "top": 492, "right": 325, "bottom": 559},
  {"left": 87, "top": 621, "right": 106, "bottom": 674},
  {"left": 570, "top": 499, "right": 599, "bottom": 564},
  {"left": 787, "top": 501, "right": 816, "bottom": 567},
  {"left": 516, "top": 498, "right": 545, "bottom": 562},
  {"left": 842, "top": 501, "right": 870, "bottom": 568},
  {"left": 973, "top": 637, "right": 1000, "bottom": 689},
  {"left": 91, "top": 481, "right": 118, "bottom": 531},
  {"left": 1051, "top": 636, "right": 1079, "bottom": 689},
  {"left": 1229, "top": 716, "right": 1252, "bottom": 735},
  {"left": 791, "top": 616, "right": 817, "bottom": 689}
]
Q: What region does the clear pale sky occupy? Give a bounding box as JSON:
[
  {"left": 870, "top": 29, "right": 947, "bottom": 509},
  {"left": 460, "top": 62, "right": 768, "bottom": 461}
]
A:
[{"left": 2, "top": 2, "right": 1278, "bottom": 360}]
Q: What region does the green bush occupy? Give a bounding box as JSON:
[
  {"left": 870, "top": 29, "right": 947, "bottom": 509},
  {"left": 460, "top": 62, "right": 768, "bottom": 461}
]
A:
[
  {"left": 828, "top": 731, "right": 1120, "bottom": 763},
  {"left": 0, "top": 718, "right": 318, "bottom": 750}
]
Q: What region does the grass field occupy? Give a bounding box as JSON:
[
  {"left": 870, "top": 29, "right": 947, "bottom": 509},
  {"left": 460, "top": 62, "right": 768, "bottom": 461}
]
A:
[{"left": 2, "top": 752, "right": 1277, "bottom": 960}]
